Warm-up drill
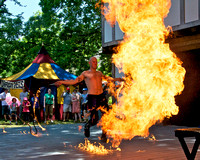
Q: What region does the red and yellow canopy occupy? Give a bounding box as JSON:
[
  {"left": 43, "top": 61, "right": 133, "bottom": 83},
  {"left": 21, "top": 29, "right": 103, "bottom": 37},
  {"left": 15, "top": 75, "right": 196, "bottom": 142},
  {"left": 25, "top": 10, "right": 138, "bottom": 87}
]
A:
[{"left": 3, "top": 46, "right": 77, "bottom": 81}]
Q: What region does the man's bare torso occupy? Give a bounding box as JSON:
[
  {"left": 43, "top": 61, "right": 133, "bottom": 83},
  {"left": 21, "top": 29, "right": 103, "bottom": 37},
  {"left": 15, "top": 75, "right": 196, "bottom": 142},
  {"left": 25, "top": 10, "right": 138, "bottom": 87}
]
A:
[{"left": 82, "top": 70, "right": 103, "bottom": 95}]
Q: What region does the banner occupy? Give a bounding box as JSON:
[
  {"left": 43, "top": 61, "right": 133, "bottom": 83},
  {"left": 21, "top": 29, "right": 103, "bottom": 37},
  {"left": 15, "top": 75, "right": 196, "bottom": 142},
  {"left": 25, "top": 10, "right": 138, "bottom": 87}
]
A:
[{"left": 0, "top": 80, "right": 24, "bottom": 89}]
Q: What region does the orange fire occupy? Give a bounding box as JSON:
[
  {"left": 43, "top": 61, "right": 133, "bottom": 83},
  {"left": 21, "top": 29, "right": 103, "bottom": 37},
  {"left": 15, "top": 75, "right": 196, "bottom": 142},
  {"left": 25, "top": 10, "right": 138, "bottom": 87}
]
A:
[
  {"left": 31, "top": 131, "right": 42, "bottom": 137},
  {"left": 77, "top": 139, "right": 113, "bottom": 155},
  {"left": 78, "top": 125, "right": 83, "bottom": 132},
  {"left": 99, "top": 0, "right": 186, "bottom": 147},
  {"left": 3, "top": 128, "right": 7, "bottom": 133},
  {"left": 36, "top": 122, "right": 46, "bottom": 131},
  {"left": 148, "top": 134, "right": 156, "bottom": 141},
  {"left": 33, "top": 88, "right": 46, "bottom": 132}
]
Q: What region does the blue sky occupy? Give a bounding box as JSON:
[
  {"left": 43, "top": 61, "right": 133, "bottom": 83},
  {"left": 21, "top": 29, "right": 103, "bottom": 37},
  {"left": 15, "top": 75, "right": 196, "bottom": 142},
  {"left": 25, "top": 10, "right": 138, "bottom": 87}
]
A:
[{"left": 5, "top": 0, "right": 41, "bottom": 22}]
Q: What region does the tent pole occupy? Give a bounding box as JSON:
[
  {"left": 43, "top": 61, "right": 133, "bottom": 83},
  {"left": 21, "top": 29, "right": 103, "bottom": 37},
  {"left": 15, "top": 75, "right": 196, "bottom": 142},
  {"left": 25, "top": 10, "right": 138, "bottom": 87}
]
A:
[{"left": 29, "top": 77, "right": 32, "bottom": 90}]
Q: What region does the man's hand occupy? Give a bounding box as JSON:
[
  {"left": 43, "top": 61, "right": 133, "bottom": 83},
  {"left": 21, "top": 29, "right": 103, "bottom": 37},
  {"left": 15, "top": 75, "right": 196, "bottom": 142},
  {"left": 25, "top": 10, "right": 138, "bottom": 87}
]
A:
[
  {"left": 119, "top": 78, "right": 125, "bottom": 82},
  {"left": 115, "top": 77, "right": 125, "bottom": 82}
]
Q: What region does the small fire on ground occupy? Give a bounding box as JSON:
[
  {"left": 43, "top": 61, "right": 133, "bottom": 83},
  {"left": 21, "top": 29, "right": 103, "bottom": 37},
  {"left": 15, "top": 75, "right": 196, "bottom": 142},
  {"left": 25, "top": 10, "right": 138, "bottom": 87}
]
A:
[
  {"left": 3, "top": 128, "right": 7, "bottom": 133},
  {"left": 77, "top": 138, "right": 121, "bottom": 155}
]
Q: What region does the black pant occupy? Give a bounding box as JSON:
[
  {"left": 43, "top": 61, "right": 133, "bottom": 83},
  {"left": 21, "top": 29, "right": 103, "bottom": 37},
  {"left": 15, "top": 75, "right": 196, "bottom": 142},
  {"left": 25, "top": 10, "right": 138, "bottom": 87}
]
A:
[
  {"left": 87, "top": 93, "right": 108, "bottom": 127},
  {"left": 23, "top": 112, "right": 29, "bottom": 121}
]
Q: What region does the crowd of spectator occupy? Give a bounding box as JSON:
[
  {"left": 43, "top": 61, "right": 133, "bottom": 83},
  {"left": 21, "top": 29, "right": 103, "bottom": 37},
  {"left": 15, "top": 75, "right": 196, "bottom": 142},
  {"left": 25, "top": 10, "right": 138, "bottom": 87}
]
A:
[{"left": 0, "top": 87, "right": 94, "bottom": 125}]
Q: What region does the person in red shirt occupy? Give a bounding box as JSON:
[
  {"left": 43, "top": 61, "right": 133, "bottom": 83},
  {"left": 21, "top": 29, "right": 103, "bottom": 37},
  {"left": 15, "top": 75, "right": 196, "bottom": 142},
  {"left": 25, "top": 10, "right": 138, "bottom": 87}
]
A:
[{"left": 22, "top": 97, "right": 31, "bottom": 123}]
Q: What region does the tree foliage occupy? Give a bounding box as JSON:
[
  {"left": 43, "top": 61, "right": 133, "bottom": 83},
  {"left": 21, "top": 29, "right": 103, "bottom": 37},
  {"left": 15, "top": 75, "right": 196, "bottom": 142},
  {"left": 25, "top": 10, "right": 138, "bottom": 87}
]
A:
[
  {"left": 0, "top": 0, "right": 24, "bottom": 77},
  {"left": 0, "top": 0, "right": 112, "bottom": 78}
]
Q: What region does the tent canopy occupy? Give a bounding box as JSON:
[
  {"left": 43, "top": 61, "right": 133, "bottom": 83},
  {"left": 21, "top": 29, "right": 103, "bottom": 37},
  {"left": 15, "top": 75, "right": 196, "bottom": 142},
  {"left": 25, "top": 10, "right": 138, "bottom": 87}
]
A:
[{"left": 3, "top": 46, "right": 77, "bottom": 81}]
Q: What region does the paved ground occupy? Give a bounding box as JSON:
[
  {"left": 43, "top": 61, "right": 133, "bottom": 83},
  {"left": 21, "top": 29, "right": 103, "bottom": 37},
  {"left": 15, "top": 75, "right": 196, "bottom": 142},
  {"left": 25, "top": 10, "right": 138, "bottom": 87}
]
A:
[{"left": 0, "top": 123, "right": 199, "bottom": 160}]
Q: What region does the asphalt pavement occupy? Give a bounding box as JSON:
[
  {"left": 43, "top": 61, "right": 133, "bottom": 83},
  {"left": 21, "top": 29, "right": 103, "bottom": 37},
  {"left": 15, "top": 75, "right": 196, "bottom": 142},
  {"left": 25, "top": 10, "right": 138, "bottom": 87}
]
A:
[{"left": 0, "top": 123, "right": 199, "bottom": 160}]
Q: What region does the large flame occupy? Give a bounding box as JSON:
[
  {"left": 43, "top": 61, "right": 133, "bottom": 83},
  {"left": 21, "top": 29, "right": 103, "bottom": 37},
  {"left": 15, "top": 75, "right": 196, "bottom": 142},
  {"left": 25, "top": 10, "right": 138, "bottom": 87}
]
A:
[{"left": 100, "top": 0, "right": 186, "bottom": 147}]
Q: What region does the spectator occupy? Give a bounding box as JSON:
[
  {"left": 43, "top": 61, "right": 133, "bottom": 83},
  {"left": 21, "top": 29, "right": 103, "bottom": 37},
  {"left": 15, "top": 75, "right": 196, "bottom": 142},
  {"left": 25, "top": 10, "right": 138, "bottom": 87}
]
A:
[
  {"left": 10, "top": 97, "right": 19, "bottom": 125},
  {"left": 81, "top": 88, "right": 88, "bottom": 122},
  {"left": 61, "top": 87, "right": 72, "bottom": 122},
  {"left": 72, "top": 89, "right": 82, "bottom": 122},
  {"left": 19, "top": 88, "right": 28, "bottom": 117},
  {"left": 22, "top": 97, "right": 31, "bottom": 123},
  {"left": 0, "top": 88, "right": 11, "bottom": 123},
  {"left": 44, "top": 88, "right": 55, "bottom": 123},
  {"left": 75, "top": 87, "right": 82, "bottom": 101}
]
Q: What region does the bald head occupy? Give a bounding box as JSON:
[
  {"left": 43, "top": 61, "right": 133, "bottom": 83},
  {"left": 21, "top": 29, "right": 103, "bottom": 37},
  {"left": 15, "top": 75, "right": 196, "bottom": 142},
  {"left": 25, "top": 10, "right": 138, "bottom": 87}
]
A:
[
  {"left": 89, "top": 56, "right": 97, "bottom": 70},
  {"left": 89, "top": 56, "right": 97, "bottom": 62}
]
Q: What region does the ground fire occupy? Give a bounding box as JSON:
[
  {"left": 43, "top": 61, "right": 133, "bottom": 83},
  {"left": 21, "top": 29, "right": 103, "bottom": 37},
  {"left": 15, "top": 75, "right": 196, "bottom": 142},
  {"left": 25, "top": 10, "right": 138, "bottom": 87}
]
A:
[{"left": 78, "top": 138, "right": 113, "bottom": 155}]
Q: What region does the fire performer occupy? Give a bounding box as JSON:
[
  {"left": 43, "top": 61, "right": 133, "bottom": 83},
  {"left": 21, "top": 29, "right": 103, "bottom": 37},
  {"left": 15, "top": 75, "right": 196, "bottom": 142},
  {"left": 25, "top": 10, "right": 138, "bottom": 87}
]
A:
[{"left": 55, "top": 56, "right": 123, "bottom": 140}]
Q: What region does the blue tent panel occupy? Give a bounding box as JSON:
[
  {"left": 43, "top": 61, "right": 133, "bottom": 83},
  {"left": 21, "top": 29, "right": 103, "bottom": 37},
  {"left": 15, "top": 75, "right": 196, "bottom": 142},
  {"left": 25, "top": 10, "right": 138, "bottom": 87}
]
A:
[
  {"left": 17, "top": 63, "right": 40, "bottom": 80},
  {"left": 51, "top": 63, "right": 77, "bottom": 80}
]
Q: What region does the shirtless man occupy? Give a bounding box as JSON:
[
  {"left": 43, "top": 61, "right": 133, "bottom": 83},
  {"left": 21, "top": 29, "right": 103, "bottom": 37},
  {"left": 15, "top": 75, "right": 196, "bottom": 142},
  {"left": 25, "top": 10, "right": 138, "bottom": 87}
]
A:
[{"left": 55, "top": 56, "right": 123, "bottom": 139}]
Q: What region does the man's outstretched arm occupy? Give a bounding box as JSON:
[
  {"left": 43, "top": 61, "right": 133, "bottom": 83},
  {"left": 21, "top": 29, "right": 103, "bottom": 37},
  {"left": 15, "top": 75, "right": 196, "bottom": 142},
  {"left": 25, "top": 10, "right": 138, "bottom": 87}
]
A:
[
  {"left": 55, "top": 74, "right": 84, "bottom": 86},
  {"left": 103, "top": 75, "right": 124, "bottom": 82}
]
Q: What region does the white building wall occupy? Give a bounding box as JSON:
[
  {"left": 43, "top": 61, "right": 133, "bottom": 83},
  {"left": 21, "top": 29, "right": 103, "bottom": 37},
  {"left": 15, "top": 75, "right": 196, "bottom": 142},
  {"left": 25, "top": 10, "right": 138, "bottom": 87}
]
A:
[
  {"left": 102, "top": 0, "right": 200, "bottom": 78},
  {"left": 104, "top": 20, "right": 112, "bottom": 43},
  {"left": 185, "top": 0, "right": 199, "bottom": 23},
  {"left": 115, "top": 66, "right": 125, "bottom": 78},
  {"left": 164, "top": 0, "right": 181, "bottom": 27},
  {"left": 103, "top": 0, "right": 200, "bottom": 45},
  {"left": 115, "top": 21, "right": 124, "bottom": 40}
]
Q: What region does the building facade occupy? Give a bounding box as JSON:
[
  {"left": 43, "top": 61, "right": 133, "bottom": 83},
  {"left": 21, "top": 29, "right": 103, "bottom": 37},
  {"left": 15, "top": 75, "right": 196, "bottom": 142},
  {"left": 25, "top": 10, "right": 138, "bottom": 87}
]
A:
[{"left": 102, "top": 0, "right": 200, "bottom": 126}]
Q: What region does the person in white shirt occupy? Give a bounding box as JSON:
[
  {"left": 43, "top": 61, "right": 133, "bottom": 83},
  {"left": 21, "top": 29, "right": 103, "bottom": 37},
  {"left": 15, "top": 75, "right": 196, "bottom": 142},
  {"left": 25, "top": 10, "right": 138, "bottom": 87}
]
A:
[
  {"left": 61, "top": 87, "right": 72, "bottom": 121},
  {"left": 0, "top": 88, "right": 11, "bottom": 122},
  {"left": 19, "top": 88, "right": 28, "bottom": 117},
  {"left": 81, "top": 88, "right": 88, "bottom": 122}
]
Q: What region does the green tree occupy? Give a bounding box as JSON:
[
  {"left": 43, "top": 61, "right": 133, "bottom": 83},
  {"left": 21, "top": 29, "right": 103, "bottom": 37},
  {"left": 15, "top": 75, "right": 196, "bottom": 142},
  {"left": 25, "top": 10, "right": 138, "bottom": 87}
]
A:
[
  {"left": 38, "top": 0, "right": 111, "bottom": 75},
  {"left": 0, "top": 0, "right": 24, "bottom": 77},
  {"left": 0, "top": 0, "right": 112, "bottom": 78}
]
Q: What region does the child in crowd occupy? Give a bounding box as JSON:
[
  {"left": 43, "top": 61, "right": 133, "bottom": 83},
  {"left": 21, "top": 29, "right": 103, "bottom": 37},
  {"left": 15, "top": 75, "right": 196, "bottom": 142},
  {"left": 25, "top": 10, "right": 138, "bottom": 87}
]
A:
[
  {"left": 22, "top": 97, "right": 31, "bottom": 123},
  {"left": 10, "top": 97, "right": 19, "bottom": 125}
]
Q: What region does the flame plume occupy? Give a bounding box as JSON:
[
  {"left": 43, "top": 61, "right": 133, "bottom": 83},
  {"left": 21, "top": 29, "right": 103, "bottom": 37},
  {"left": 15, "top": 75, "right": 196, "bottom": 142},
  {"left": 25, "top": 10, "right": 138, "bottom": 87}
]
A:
[{"left": 100, "top": 0, "right": 186, "bottom": 147}]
